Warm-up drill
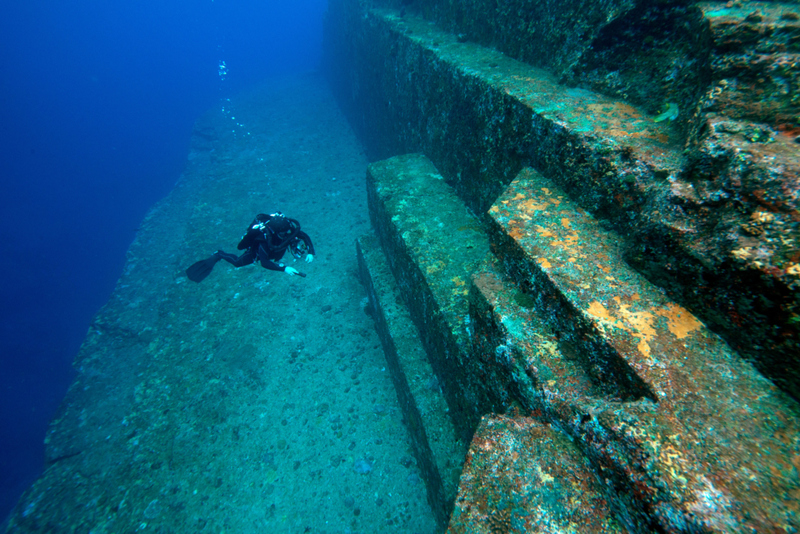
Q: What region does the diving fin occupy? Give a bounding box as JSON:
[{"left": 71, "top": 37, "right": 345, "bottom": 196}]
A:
[{"left": 185, "top": 254, "right": 221, "bottom": 283}]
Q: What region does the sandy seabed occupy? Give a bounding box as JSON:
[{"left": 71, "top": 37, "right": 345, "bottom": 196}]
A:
[{"left": 5, "top": 73, "right": 438, "bottom": 534}]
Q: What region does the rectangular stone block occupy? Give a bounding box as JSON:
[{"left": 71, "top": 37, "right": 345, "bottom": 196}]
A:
[
  {"left": 366, "top": 153, "right": 495, "bottom": 439},
  {"left": 357, "top": 234, "right": 465, "bottom": 529},
  {"left": 487, "top": 167, "right": 800, "bottom": 532}
]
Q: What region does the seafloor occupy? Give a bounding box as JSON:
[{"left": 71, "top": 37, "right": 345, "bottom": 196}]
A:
[{"left": 5, "top": 74, "right": 438, "bottom": 534}]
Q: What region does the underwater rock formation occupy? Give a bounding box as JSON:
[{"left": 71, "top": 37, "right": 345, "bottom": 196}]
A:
[{"left": 326, "top": 0, "right": 800, "bottom": 531}]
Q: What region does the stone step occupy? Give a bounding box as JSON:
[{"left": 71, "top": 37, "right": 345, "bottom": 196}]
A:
[
  {"left": 446, "top": 415, "right": 624, "bottom": 534},
  {"left": 325, "top": 2, "right": 800, "bottom": 402},
  {"left": 469, "top": 263, "right": 737, "bottom": 531},
  {"left": 356, "top": 234, "right": 465, "bottom": 530},
  {"left": 366, "top": 153, "right": 499, "bottom": 439},
  {"left": 469, "top": 265, "right": 630, "bottom": 406},
  {"left": 487, "top": 166, "right": 800, "bottom": 532},
  {"left": 469, "top": 264, "right": 651, "bottom": 411},
  {"left": 367, "top": 153, "right": 659, "bottom": 530},
  {"left": 469, "top": 264, "right": 704, "bottom": 530}
]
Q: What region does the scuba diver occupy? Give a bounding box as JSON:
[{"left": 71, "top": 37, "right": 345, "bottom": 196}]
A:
[{"left": 185, "top": 212, "right": 315, "bottom": 283}]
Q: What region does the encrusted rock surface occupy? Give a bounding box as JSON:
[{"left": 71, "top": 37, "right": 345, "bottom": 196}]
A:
[
  {"left": 322, "top": 0, "right": 799, "bottom": 530},
  {"left": 487, "top": 167, "right": 800, "bottom": 532},
  {"left": 364, "top": 152, "right": 800, "bottom": 531},
  {"left": 447, "top": 415, "right": 624, "bottom": 534},
  {"left": 324, "top": 0, "right": 800, "bottom": 403}
]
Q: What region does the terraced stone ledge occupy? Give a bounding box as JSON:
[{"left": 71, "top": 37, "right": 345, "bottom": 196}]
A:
[
  {"left": 366, "top": 154, "right": 496, "bottom": 440},
  {"left": 365, "top": 153, "right": 637, "bottom": 530},
  {"left": 357, "top": 234, "right": 464, "bottom": 529},
  {"left": 363, "top": 152, "right": 800, "bottom": 530},
  {"left": 324, "top": 1, "right": 800, "bottom": 401},
  {"left": 484, "top": 167, "right": 800, "bottom": 532}
]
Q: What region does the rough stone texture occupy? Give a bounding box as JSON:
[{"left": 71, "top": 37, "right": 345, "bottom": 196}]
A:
[
  {"left": 468, "top": 267, "right": 664, "bottom": 531},
  {"left": 365, "top": 154, "right": 634, "bottom": 530},
  {"left": 326, "top": 1, "right": 682, "bottom": 213},
  {"left": 366, "top": 154, "right": 495, "bottom": 440},
  {"left": 363, "top": 153, "right": 800, "bottom": 531},
  {"left": 327, "top": 0, "right": 800, "bottom": 530},
  {"left": 486, "top": 168, "right": 800, "bottom": 533},
  {"left": 698, "top": 2, "right": 800, "bottom": 128},
  {"left": 357, "top": 234, "right": 465, "bottom": 529},
  {"left": 377, "top": 0, "right": 712, "bottom": 134},
  {"left": 324, "top": 0, "right": 800, "bottom": 403},
  {"left": 373, "top": 0, "right": 800, "bottom": 138},
  {"left": 446, "top": 415, "right": 624, "bottom": 534}
]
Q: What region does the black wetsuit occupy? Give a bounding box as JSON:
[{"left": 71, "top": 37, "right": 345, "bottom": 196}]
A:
[{"left": 217, "top": 214, "right": 315, "bottom": 272}]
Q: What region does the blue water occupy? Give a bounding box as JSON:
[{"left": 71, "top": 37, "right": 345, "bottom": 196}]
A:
[{"left": 0, "top": 0, "right": 327, "bottom": 520}]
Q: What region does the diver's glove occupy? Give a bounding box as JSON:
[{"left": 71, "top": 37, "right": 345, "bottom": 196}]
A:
[
  {"left": 305, "top": 254, "right": 314, "bottom": 264},
  {"left": 285, "top": 266, "right": 300, "bottom": 276}
]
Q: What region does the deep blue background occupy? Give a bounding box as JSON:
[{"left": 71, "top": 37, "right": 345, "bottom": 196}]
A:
[{"left": 0, "top": 0, "right": 327, "bottom": 520}]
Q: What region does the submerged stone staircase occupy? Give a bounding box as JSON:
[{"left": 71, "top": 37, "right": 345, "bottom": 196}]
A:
[
  {"left": 326, "top": 0, "right": 800, "bottom": 531},
  {"left": 360, "top": 153, "right": 800, "bottom": 532},
  {"left": 484, "top": 168, "right": 800, "bottom": 531},
  {"left": 325, "top": 0, "right": 800, "bottom": 401}
]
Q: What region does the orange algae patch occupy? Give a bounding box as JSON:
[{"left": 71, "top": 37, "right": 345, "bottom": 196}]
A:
[
  {"left": 561, "top": 232, "right": 580, "bottom": 248},
  {"left": 587, "top": 102, "right": 643, "bottom": 121},
  {"left": 656, "top": 303, "right": 702, "bottom": 339},
  {"left": 604, "top": 128, "right": 670, "bottom": 144},
  {"left": 561, "top": 218, "right": 571, "bottom": 229},
  {"left": 508, "top": 226, "right": 526, "bottom": 241},
  {"left": 451, "top": 276, "right": 468, "bottom": 296},
  {"left": 587, "top": 301, "right": 613, "bottom": 321},
  {"left": 585, "top": 299, "right": 674, "bottom": 358},
  {"left": 583, "top": 101, "right": 671, "bottom": 143},
  {"left": 519, "top": 198, "right": 550, "bottom": 213},
  {"left": 426, "top": 260, "right": 445, "bottom": 275},
  {"left": 618, "top": 306, "right": 657, "bottom": 358},
  {"left": 535, "top": 225, "right": 556, "bottom": 238},
  {"left": 537, "top": 257, "right": 552, "bottom": 269}
]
